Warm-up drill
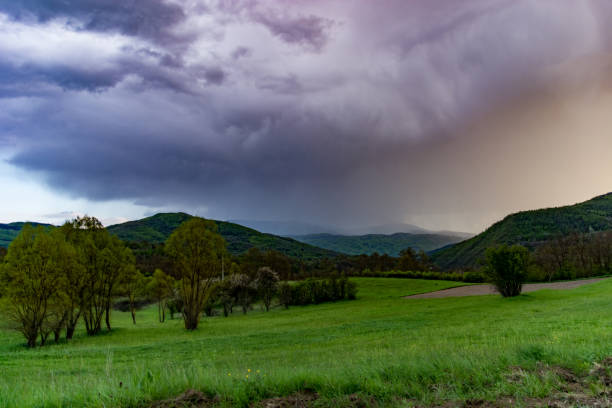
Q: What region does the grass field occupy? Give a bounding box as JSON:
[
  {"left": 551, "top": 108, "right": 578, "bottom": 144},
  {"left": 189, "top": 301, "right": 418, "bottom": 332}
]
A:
[{"left": 1, "top": 277, "right": 612, "bottom": 407}]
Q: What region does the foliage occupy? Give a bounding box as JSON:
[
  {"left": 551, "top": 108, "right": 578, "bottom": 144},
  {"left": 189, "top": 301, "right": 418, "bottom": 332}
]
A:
[
  {"left": 60, "top": 216, "right": 135, "bottom": 336},
  {"left": 533, "top": 231, "right": 612, "bottom": 281},
  {"left": 119, "top": 266, "right": 146, "bottom": 324},
  {"left": 165, "top": 217, "right": 227, "bottom": 330},
  {"left": 147, "top": 269, "right": 175, "bottom": 323},
  {"left": 278, "top": 281, "right": 293, "bottom": 309},
  {"left": 359, "top": 269, "right": 485, "bottom": 283},
  {"left": 432, "top": 192, "right": 612, "bottom": 270},
  {"left": 483, "top": 245, "right": 531, "bottom": 297},
  {"left": 0, "top": 225, "right": 74, "bottom": 347},
  {"left": 282, "top": 277, "right": 357, "bottom": 307},
  {"left": 228, "top": 273, "right": 257, "bottom": 314},
  {"left": 294, "top": 232, "right": 465, "bottom": 256},
  {"left": 255, "top": 267, "right": 280, "bottom": 311}
]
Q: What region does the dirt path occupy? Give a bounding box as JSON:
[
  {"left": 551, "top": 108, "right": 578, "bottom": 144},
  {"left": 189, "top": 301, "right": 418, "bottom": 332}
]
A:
[{"left": 406, "top": 277, "right": 609, "bottom": 299}]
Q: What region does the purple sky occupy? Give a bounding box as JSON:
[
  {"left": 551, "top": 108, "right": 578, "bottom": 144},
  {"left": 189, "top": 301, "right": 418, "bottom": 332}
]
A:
[{"left": 0, "top": 0, "right": 611, "bottom": 232}]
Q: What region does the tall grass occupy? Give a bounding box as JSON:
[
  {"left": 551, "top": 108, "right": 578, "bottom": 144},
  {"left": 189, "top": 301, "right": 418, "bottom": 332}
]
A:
[{"left": 1, "top": 278, "right": 611, "bottom": 407}]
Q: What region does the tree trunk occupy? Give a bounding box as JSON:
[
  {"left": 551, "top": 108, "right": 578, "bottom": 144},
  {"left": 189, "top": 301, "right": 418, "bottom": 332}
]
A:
[
  {"left": 183, "top": 307, "right": 200, "bottom": 330},
  {"left": 53, "top": 327, "right": 62, "bottom": 343},
  {"left": 105, "top": 303, "right": 112, "bottom": 331},
  {"left": 65, "top": 307, "right": 80, "bottom": 340},
  {"left": 40, "top": 331, "right": 49, "bottom": 347},
  {"left": 66, "top": 324, "right": 76, "bottom": 340},
  {"left": 27, "top": 336, "right": 37, "bottom": 348}
]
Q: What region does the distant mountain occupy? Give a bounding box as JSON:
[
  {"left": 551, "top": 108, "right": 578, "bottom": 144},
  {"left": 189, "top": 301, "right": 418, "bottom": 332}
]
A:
[
  {"left": 292, "top": 232, "right": 466, "bottom": 257},
  {"left": 229, "top": 219, "right": 473, "bottom": 238},
  {"left": 432, "top": 192, "right": 612, "bottom": 270},
  {"left": 227, "top": 220, "right": 337, "bottom": 236},
  {"left": 341, "top": 223, "right": 474, "bottom": 238},
  {"left": 107, "top": 213, "right": 338, "bottom": 260},
  {"left": 0, "top": 222, "right": 53, "bottom": 247}
]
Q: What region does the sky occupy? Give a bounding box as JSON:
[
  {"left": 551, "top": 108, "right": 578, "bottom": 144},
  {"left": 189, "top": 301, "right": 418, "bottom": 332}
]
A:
[{"left": 0, "top": 0, "right": 611, "bottom": 232}]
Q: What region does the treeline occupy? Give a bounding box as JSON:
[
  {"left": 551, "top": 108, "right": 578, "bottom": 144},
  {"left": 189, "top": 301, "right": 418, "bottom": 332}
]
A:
[
  {"left": 0, "top": 217, "right": 359, "bottom": 347},
  {"left": 278, "top": 277, "right": 357, "bottom": 308},
  {"left": 0, "top": 217, "right": 136, "bottom": 347},
  {"left": 127, "top": 241, "right": 434, "bottom": 281},
  {"left": 532, "top": 231, "right": 612, "bottom": 281},
  {"left": 125, "top": 227, "right": 612, "bottom": 288}
]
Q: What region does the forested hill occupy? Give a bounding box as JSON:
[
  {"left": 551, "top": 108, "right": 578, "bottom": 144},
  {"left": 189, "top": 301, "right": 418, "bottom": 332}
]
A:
[
  {"left": 0, "top": 222, "right": 52, "bottom": 247},
  {"left": 292, "top": 232, "right": 466, "bottom": 257},
  {"left": 432, "top": 192, "right": 612, "bottom": 270},
  {"left": 106, "top": 213, "right": 338, "bottom": 260}
]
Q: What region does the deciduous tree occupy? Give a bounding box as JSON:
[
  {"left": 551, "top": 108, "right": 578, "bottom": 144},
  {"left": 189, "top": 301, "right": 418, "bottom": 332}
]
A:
[{"left": 166, "top": 218, "right": 227, "bottom": 330}]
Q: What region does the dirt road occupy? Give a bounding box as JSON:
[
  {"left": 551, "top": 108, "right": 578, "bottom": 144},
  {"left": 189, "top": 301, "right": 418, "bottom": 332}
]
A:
[{"left": 406, "top": 277, "right": 609, "bottom": 299}]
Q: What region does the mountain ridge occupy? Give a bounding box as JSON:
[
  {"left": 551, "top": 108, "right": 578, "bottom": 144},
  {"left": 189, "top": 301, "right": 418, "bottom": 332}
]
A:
[
  {"left": 292, "top": 232, "right": 466, "bottom": 257},
  {"left": 106, "top": 213, "right": 338, "bottom": 260},
  {"left": 432, "top": 192, "right": 612, "bottom": 270}
]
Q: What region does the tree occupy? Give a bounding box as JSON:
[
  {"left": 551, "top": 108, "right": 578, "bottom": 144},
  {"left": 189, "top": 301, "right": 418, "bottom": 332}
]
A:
[
  {"left": 147, "top": 269, "right": 175, "bottom": 323},
  {"left": 278, "top": 282, "right": 292, "bottom": 309},
  {"left": 166, "top": 284, "right": 183, "bottom": 320},
  {"left": 230, "top": 273, "right": 257, "bottom": 314},
  {"left": 58, "top": 218, "right": 97, "bottom": 339},
  {"left": 215, "top": 279, "right": 235, "bottom": 317},
  {"left": 483, "top": 245, "right": 530, "bottom": 297},
  {"left": 61, "top": 216, "right": 134, "bottom": 336},
  {"left": 166, "top": 218, "right": 227, "bottom": 330},
  {"left": 255, "top": 267, "right": 279, "bottom": 311},
  {"left": 0, "top": 226, "right": 73, "bottom": 347},
  {"left": 121, "top": 266, "right": 146, "bottom": 324},
  {"left": 99, "top": 236, "right": 135, "bottom": 331}
]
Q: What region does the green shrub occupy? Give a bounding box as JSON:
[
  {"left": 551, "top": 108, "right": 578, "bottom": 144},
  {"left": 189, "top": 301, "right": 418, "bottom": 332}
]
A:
[
  {"left": 483, "top": 245, "right": 530, "bottom": 297},
  {"left": 278, "top": 282, "right": 292, "bottom": 309},
  {"left": 281, "top": 277, "right": 358, "bottom": 307},
  {"left": 462, "top": 271, "right": 485, "bottom": 283}
]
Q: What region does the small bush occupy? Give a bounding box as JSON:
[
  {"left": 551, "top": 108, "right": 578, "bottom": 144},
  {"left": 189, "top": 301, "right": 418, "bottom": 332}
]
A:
[{"left": 483, "top": 245, "right": 530, "bottom": 297}]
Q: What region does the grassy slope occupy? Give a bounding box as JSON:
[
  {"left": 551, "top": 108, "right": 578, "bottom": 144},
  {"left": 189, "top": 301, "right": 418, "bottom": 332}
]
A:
[
  {"left": 432, "top": 192, "right": 612, "bottom": 270},
  {"left": 2, "top": 278, "right": 612, "bottom": 407},
  {"left": 106, "top": 213, "right": 338, "bottom": 260},
  {"left": 0, "top": 222, "right": 52, "bottom": 248},
  {"left": 293, "top": 232, "right": 465, "bottom": 256}
]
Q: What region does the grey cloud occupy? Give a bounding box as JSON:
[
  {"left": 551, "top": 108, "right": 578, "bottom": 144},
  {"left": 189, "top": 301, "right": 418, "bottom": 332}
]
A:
[
  {"left": 231, "top": 46, "right": 251, "bottom": 60},
  {"left": 214, "top": 1, "right": 333, "bottom": 51},
  {"left": 0, "top": 0, "right": 188, "bottom": 45},
  {"left": 252, "top": 11, "right": 333, "bottom": 51},
  {"left": 201, "top": 67, "right": 227, "bottom": 85},
  {"left": 3, "top": 0, "right": 612, "bottom": 230}
]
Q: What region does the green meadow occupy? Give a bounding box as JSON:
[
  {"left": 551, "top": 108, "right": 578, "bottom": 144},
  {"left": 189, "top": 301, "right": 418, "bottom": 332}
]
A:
[{"left": 1, "top": 277, "right": 612, "bottom": 407}]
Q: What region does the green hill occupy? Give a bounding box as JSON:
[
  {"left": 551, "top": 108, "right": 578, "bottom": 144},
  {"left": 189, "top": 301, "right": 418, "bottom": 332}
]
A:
[
  {"left": 293, "top": 232, "right": 465, "bottom": 257},
  {"left": 0, "top": 222, "right": 53, "bottom": 247},
  {"left": 106, "top": 213, "right": 338, "bottom": 260},
  {"left": 432, "top": 192, "right": 612, "bottom": 270}
]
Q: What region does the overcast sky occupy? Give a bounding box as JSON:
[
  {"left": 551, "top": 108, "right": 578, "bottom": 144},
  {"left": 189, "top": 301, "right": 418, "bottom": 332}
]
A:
[{"left": 1, "top": 0, "right": 611, "bottom": 232}]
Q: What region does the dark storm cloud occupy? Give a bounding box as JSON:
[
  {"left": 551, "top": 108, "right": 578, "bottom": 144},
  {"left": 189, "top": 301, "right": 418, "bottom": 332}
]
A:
[
  {"left": 0, "top": 61, "right": 123, "bottom": 93},
  {"left": 214, "top": 1, "right": 333, "bottom": 51},
  {"left": 0, "top": 51, "right": 191, "bottom": 94},
  {"left": 0, "top": 0, "right": 187, "bottom": 45},
  {"left": 251, "top": 11, "right": 333, "bottom": 51},
  {"left": 231, "top": 46, "right": 251, "bottom": 60},
  {"left": 3, "top": 0, "right": 612, "bottom": 230}
]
